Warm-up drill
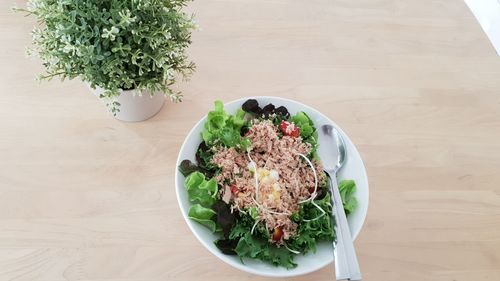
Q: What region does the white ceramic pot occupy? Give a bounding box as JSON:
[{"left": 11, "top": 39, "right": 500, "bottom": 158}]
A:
[{"left": 92, "top": 86, "right": 165, "bottom": 122}]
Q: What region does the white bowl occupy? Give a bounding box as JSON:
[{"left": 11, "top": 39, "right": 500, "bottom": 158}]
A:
[{"left": 175, "top": 97, "right": 369, "bottom": 277}]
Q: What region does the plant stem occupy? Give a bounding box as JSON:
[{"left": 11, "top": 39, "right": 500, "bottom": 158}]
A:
[{"left": 39, "top": 72, "right": 67, "bottom": 80}]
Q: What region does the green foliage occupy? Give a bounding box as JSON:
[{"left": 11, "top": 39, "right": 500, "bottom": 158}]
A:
[
  {"left": 188, "top": 204, "right": 217, "bottom": 232},
  {"left": 291, "top": 112, "right": 318, "bottom": 155},
  {"left": 185, "top": 171, "right": 218, "bottom": 208},
  {"left": 226, "top": 214, "right": 295, "bottom": 269},
  {"left": 235, "top": 233, "right": 296, "bottom": 269},
  {"left": 339, "top": 180, "right": 358, "bottom": 215},
  {"left": 202, "top": 101, "right": 251, "bottom": 149},
  {"left": 288, "top": 194, "right": 334, "bottom": 254},
  {"left": 195, "top": 143, "right": 219, "bottom": 177},
  {"left": 291, "top": 112, "right": 314, "bottom": 138},
  {"left": 16, "top": 0, "right": 196, "bottom": 106},
  {"left": 228, "top": 213, "right": 269, "bottom": 240},
  {"left": 228, "top": 219, "right": 251, "bottom": 240}
]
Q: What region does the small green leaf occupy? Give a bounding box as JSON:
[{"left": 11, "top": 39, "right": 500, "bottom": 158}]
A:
[
  {"left": 339, "top": 180, "right": 358, "bottom": 215},
  {"left": 185, "top": 172, "right": 218, "bottom": 207},
  {"left": 234, "top": 233, "right": 297, "bottom": 269},
  {"left": 188, "top": 204, "right": 217, "bottom": 232},
  {"left": 185, "top": 171, "right": 204, "bottom": 189}
]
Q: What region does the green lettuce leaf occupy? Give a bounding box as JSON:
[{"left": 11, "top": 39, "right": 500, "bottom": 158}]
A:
[
  {"left": 232, "top": 108, "right": 246, "bottom": 128},
  {"left": 291, "top": 111, "right": 318, "bottom": 155},
  {"left": 339, "top": 180, "right": 358, "bottom": 215},
  {"left": 288, "top": 179, "right": 357, "bottom": 255},
  {"left": 288, "top": 193, "right": 334, "bottom": 254},
  {"left": 202, "top": 101, "right": 250, "bottom": 149},
  {"left": 185, "top": 171, "right": 218, "bottom": 207},
  {"left": 185, "top": 171, "right": 204, "bottom": 188},
  {"left": 205, "top": 101, "right": 229, "bottom": 131},
  {"left": 188, "top": 204, "right": 217, "bottom": 232},
  {"left": 229, "top": 213, "right": 270, "bottom": 240},
  {"left": 195, "top": 142, "right": 218, "bottom": 177},
  {"left": 235, "top": 232, "right": 297, "bottom": 269},
  {"left": 228, "top": 214, "right": 291, "bottom": 267},
  {"left": 292, "top": 112, "right": 314, "bottom": 138},
  {"left": 229, "top": 214, "right": 253, "bottom": 240}
]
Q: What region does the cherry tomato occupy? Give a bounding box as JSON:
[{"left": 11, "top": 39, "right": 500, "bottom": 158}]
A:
[
  {"left": 272, "top": 227, "right": 284, "bottom": 241},
  {"left": 279, "top": 121, "right": 300, "bottom": 137}
]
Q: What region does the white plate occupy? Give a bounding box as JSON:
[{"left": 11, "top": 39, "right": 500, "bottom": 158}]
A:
[{"left": 175, "top": 97, "right": 369, "bottom": 277}]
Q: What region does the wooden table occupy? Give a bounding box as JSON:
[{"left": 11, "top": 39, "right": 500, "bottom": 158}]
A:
[{"left": 1, "top": 0, "right": 500, "bottom": 280}]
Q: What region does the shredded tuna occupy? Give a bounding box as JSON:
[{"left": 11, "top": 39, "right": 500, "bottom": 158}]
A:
[{"left": 212, "top": 120, "right": 324, "bottom": 244}]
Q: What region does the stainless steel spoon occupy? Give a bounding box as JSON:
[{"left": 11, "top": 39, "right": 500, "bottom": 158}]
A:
[{"left": 319, "top": 125, "right": 362, "bottom": 281}]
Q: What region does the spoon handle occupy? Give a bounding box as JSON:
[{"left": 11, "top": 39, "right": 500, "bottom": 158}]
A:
[{"left": 329, "top": 174, "right": 362, "bottom": 280}]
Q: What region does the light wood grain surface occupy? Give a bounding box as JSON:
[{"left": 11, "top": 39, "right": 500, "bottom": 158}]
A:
[{"left": 1, "top": 0, "right": 500, "bottom": 280}]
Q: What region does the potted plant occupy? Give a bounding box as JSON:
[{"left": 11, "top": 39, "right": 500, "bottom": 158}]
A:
[{"left": 16, "top": 0, "right": 196, "bottom": 121}]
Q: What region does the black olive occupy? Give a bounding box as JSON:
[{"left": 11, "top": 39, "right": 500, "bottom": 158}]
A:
[
  {"left": 275, "top": 106, "right": 290, "bottom": 118},
  {"left": 242, "top": 99, "right": 261, "bottom": 114},
  {"left": 262, "top": 103, "right": 275, "bottom": 112},
  {"left": 261, "top": 103, "right": 275, "bottom": 118}
]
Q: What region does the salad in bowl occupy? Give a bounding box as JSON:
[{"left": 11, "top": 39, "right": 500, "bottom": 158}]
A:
[{"left": 177, "top": 98, "right": 361, "bottom": 270}]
